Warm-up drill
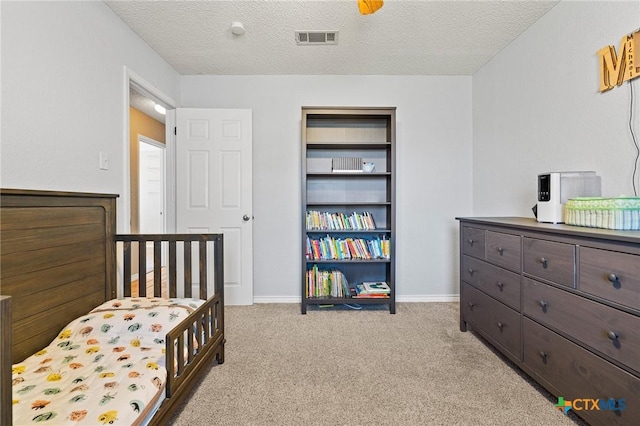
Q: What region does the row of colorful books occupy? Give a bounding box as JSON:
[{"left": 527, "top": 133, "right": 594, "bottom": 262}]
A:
[
  {"left": 306, "top": 210, "right": 377, "bottom": 231},
  {"left": 305, "top": 266, "right": 350, "bottom": 298},
  {"left": 306, "top": 235, "right": 390, "bottom": 261}
]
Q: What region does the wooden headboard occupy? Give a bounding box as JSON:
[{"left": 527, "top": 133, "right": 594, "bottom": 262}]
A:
[{"left": 0, "top": 189, "right": 117, "bottom": 364}]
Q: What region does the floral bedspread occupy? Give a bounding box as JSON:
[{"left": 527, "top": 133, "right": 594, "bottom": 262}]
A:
[{"left": 12, "top": 297, "right": 205, "bottom": 425}]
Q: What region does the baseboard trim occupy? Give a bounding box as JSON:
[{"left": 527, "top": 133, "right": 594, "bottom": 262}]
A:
[
  {"left": 253, "top": 296, "right": 300, "bottom": 304},
  {"left": 253, "top": 295, "right": 460, "bottom": 304},
  {"left": 396, "top": 294, "right": 459, "bottom": 303}
]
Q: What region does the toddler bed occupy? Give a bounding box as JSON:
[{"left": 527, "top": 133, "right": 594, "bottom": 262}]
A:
[{"left": 0, "top": 189, "right": 225, "bottom": 425}]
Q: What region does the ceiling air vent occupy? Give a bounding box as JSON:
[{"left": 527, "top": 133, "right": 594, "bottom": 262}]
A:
[{"left": 295, "top": 31, "right": 339, "bottom": 45}]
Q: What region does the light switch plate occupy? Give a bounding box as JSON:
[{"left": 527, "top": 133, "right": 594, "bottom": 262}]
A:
[{"left": 99, "top": 152, "right": 109, "bottom": 170}]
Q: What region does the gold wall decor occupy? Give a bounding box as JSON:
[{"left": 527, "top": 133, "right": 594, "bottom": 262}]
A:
[{"left": 597, "top": 28, "right": 640, "bottom": 92}]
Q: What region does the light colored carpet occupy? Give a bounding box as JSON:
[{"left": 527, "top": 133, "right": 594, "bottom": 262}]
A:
[{"left": 169, "top": 303, "right": 583, "bottom": 425}]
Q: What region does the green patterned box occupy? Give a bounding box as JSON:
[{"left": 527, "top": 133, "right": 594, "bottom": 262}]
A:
[{"left": 565, "top": 197, "right": 640, "bottom": 230}]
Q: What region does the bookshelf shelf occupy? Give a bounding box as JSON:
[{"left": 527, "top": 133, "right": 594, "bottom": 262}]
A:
[
  {"left": 301, "top": 106, "right": 396, "bottom": 314},
  {"left": 306, "top": 297, "right": 390, "bottom": 305},
  {"left": 307, "top": 142, "right": 391, "bottom": 149},
  {"left": 306, "top": 229, "right": 392, "bottom": 234},
  {"left": 306, "top": 259, "right": 391, "bottom": 264},
  {"left": 306, "top": 202, "right": 391, "bottom": 206},
  {"left": 307, "top": 172, "right": 392, "bottom": 177}
]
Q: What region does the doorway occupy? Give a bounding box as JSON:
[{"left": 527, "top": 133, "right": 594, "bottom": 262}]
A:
[
  {"left": 138, "top": 136, "right": 166, "bottom": 271},
  {"left": 124, "top": 69, "right": 176, "bottom": 296},
  {"left": 138, "top": 135, "right": 165, "bottom": 235},
  {"left": 125, "top": 68, "right": 176, "bottom": 234}
]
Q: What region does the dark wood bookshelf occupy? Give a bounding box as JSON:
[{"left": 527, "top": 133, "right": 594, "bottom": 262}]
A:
[{"left": 302, "top": 106, "right": 396, "bottom": 314}]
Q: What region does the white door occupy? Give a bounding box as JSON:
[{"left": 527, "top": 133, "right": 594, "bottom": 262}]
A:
[
  {"left": 175, "top": 108, "right": 253, "bottom": 305},
  {"left": 139, "top": 137, "right": 166, "bottom": 271},
  {"left": 139, "top": 137, "right": 165, "bottom": 234}
]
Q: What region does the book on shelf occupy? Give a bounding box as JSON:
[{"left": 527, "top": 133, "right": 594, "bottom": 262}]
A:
[
  {"left": 351, "top": 282, "right": 391, "bottom": 298},
  {"left": 332, "top": 157, "right": 362, "bottom": 172},
  {"left": 362, "top": 281, "right": 391, "bottom": 294}
]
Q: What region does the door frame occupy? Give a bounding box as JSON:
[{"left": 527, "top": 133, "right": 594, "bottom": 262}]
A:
[{"left": 122, "top": 67, "right": 177, "bottom": 233}]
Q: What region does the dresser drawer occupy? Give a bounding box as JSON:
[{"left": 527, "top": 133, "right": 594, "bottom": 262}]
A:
[
  {"left": 462, "top": 282, "right": 521, "bottom": 360},
  {"left": 524, "top": 318, "right": 640, "bottom": 426},
  {"left": 462, "top": 226, "right": 485, "bottom": 258},
  {"left": 486, "top": 231, "right": 521, "bottom": 272},
  {"left": 462, "top": 255, "right": 520, "bottom": 310},
  {"left": 523, "top": 238, "right": 575, "bottom": 288},
  {"left": 462, "top": 281, "right": 489, "bottom": 329},
  {"left": 580, "top": 247, "right": 640, "bottom": 311},
  {"left": 523, "top": 278, "right": 640, "bottom": 374}
]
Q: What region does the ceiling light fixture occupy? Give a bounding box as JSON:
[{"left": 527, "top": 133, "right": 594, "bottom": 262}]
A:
[
  {"left": 154, "top": 103, "right": 166, "bottom": 115},
  {"left": 358, "top": 0, "right": 384, "bottom": 15},
  {"left": 230, "top": 22, "right": 245, "bottom": 36}
]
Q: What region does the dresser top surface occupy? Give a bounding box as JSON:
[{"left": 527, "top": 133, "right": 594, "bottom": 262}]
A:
[{"left": 456, "top": 216, "right": 640, "bottom": 244}]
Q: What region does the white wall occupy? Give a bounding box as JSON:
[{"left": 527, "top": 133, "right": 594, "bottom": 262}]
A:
[
  {"left": 1, "top": 1, "right": 181, "bottom": 230},
  {"left": 473, "top": 0, "right": 640, "bottom": 216},
  {"left": 181, "top": 75, "right": 472, "bottom": 301}
]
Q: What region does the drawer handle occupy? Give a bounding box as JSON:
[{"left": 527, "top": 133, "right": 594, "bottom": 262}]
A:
[
  {"left": 540, "top": 257, "right": 548, "bottom": 268},
  {"left": 497, "top": 247, "right": 504, "bottom": 255},
  {"left": 468, "top": 239, "right": 474, "bottom": 246},
  {"left": 607, "top": 273, "right": 621, "bottom": 289},
  {"left": 539, "top": 300, "right": 548, "bottom": 311},
  {"left": 496, "top": 282, "right": 504, "bottom": 291},
  {"left": 496, "top": 321, "right": 503, "bottom": 330},
  {"left": 468, "top": 302, "right": 475, "bottom": 310},
  {"left": 467, "top": 268, "right": 475, "bottom": 276},
  {"left": 539, "top": 351, "right": 548, "bottom": 361},
  {"left": 607, "top": 331, "right": 622, "bottom": 349}
]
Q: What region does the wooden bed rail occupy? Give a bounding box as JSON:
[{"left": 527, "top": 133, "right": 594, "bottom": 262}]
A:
[
  {"left": 115, "top": 234, "right": 224, "bottom": 300},
  {"left": 164, "top": 294, "right": 224, "bottom": 399},
  {"left": 115, "top": 233, "right": 226, "bottom": 421},
  {"left": 1, "top": 296, "right": 11, "bottom": 426}
]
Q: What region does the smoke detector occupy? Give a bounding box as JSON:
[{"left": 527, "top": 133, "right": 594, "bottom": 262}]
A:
[
  {"left": 230, "top": 22, "right": 245, "bottom": 35},
  {"left": 295, "top": 31, "right": 339, "bottom": 45}
]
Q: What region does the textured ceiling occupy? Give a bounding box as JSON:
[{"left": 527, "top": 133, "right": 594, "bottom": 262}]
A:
[
  {"left": 130, "top": 87, "right": 167, "bottom": 123},
  {"left": 105, "top": 0, "right": 559, "bottom": 76}
]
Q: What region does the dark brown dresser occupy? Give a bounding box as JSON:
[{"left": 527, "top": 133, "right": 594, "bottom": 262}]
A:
[{"left": 457, "top": 217, "right": 640, "bottom": 425}]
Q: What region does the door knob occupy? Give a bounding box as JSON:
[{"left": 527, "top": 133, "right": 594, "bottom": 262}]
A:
[{"left": 243, "top": 214, "right": 251, "bottom": 222}]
